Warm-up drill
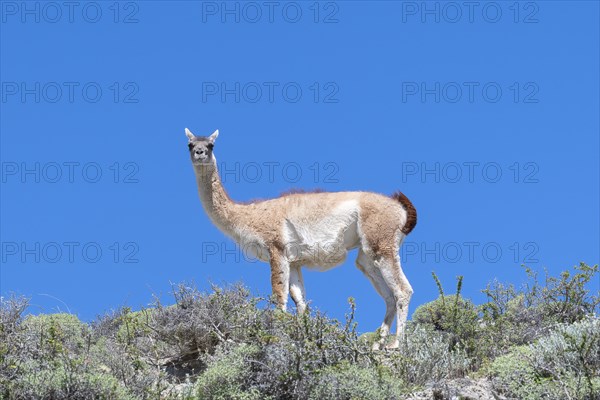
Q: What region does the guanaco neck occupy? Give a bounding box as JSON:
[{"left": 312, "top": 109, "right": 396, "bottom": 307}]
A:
[{"left": 192, "top": 157, "right": 244, "bottom": 237}]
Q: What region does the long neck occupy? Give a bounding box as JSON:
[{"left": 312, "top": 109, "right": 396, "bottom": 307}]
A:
[{"left": 192, "top": 157, "right": 240, "bottom": 236}]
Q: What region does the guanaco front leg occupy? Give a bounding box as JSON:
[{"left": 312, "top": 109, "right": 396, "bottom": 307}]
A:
[{"left": 269, "top": 249, "right": 290, "bottom": 311}]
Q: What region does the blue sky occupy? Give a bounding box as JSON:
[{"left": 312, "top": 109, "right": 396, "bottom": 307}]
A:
[{"left": 1, "top": 1, "right": 598, "bottom": 330}]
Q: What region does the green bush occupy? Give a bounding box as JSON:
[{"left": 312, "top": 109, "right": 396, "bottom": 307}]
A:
[
  {"left": 11, "top": 366, "right": 135, "bottom": 400},
  {"left": 529, "top": 317, "right": 600, "bottom": 399},
  {"left": 234, "top": 300, "right": 369, "bottom": 399},
  {"left": 384, "top": 324, "right": 471, "bottom": 385},
  {"left": 1, "top": 312, "right": 137, "bottom": 400},
  {"left": 22, "top": 313, "right": 89, "bottom": 356},
  {"left": 0, "top": 295, "right": 30, "bottom": 394},
  {"left": 479, "top": 263, "right": 600, "bottom": 361},
  {"left": 487, "top": 317, "right": 600, "bottom": 400},
  {"left": 307, "top": 361, "right": 405, "bottom": 400},
  {"left": 195, "top": 343, "right": 263, "bottom": 400},
  {"left": 412, "top": 295, "right": 478, "bottom": 337},
  {"left": 485, "top": 345, "right": 542, "bottom": 400},
  {"left": 411, "top": 274, "right": 480, "bottom": 359}
]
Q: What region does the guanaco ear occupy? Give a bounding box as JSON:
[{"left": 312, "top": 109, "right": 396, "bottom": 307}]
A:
[
  {"left": 208, "top": 129, "right": 219, "bottom": 143},
  {"left": 185, "top": 128, "right": 195, "bottom": 141}
]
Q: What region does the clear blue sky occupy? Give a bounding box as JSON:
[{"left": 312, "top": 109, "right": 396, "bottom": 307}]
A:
[{"left": 1, "top": 2, "right": 598, "bottom": 330}]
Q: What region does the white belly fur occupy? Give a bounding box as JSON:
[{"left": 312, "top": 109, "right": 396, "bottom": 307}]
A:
[{"left": 282, "top": 200, "right": 360, "bottom": 271}]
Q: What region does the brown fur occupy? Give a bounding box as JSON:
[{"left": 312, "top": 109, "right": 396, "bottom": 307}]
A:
[
  {"left": 269, "top": 247, "right": 288, "bottom": 307},
  {"left": 391, "top": 191, "right": 417, "bottom": 235},
  {"left": 357, "top": 193, "right": 402, "bottom": 258},
  {"left": 240, "top": 188, "right": 326, "bottom": 205},
  {"left": 280, "top": 188, "right": 326, "bottom": 197}
]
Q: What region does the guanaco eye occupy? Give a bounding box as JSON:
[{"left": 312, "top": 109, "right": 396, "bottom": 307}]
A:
[
  {"left": 207, "top": 143, "right": 214, "bottom": 150},
  {"left": 188, "top": 143, "right": 194, "bottom": 150}
]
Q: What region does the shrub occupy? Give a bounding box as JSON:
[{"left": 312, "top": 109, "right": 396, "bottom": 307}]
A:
[
  {"left": 479, "top": 263, "right": 600, "bottom": 360},
  {"left": 384, "top": 324, "right": 471, "bottom": 386},
  {"left": 307, "top": 361, "right": 405, "bottom": 400},
  {"left": 22, "top": 313, "right": 89, "bottom": 356},
  {"left": 1, "top": 310, "right": 137, "bottom": 400},
  {"left": 485, "top": 345, "right": 541, "bottom": 400},
  {"left": 529, "top": 317, "right": 600, "bottom": 399},
  {"left": 487, "top": 317, "right": 600, "bottom": 400},
  {"left": 412, "top": 295, "right": 478, "bottom": 341},
  {"left": 147, "top": 283, "right": 264, "bottom": 359},
  {"left": 477, "top": 291, "right": 543, "bottom": 361},
  {"left": 412, "top": 274, "right": 480, "bottom": 359},
  {"left": 84, "top": 283, "right": 266, "bottom": 398},
  {"left": 195, "top": 343, "right": 263, "bottom": 400},
  {"left": 0, "top": 295, "right": 30, "bottom": 393},
  {"left": 11, "top": 367, "right": 136, "bottom": 400},
  {"left": 241, "top": 300, "right": 368, "bottom": 399}
]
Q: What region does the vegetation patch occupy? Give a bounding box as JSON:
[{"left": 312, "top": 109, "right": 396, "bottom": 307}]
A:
[{"left": 1, "top": 263, "right": 598, "bottom": 399}]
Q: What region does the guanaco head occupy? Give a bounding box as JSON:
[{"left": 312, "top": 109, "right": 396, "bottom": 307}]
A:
[{"left": 185, "top": 128, "right": 218, "bottom": 165}]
